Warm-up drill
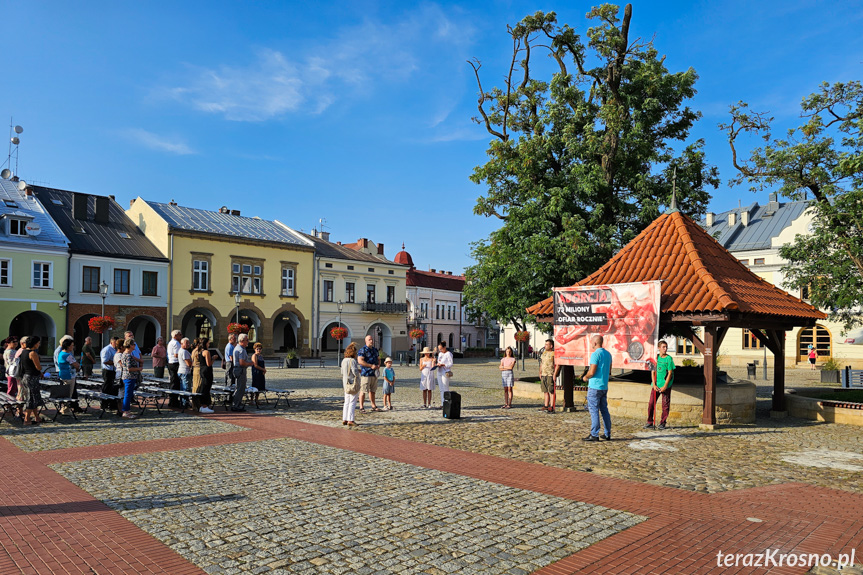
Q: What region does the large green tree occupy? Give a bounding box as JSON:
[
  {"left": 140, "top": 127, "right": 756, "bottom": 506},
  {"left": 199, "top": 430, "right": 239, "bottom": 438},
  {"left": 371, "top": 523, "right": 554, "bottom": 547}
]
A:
[
  {"left": 724, "top": 81, "right": 863, "bottom": 331},
  {"left": 463, "top": 5, "right": 719, "bottom": 331}
]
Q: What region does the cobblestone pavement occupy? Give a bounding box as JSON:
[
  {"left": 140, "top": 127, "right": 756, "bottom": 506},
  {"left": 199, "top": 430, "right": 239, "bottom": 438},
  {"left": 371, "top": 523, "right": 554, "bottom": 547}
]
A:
[
  {"left": 53, "top": 438, "right": 645, "bottom": 575},
  {"left": 0, "top": 409, "right": 245, "bottom": 452},
  {"left": 272, "top": 360, "right": 863, "bottom": 494}
]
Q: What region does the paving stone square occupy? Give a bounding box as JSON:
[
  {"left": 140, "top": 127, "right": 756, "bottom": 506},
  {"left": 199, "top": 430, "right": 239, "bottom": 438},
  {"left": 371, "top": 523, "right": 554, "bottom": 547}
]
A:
[
  {"left": 0, "top": 409, "right": 245, "bottom": 452},
  {"left": 52, "top": 437, "right": 645, "bottom": 574}
]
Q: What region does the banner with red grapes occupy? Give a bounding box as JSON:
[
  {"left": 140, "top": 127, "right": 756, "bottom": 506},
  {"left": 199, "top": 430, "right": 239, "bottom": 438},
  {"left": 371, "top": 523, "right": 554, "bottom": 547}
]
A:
[{"left": 552, "top": 281, "right": 660, "bottom": 370}]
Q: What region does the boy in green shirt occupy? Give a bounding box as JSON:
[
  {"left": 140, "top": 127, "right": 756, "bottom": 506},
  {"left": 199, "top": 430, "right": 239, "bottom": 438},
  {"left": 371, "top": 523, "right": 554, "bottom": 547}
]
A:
[{"left": 645, "top": 341, "right": 674, "bottom": 430}]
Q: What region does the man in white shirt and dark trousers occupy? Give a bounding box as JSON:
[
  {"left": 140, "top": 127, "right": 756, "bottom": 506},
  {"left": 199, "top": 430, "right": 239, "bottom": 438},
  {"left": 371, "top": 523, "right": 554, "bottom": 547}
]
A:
[
  {"left": 100, "top": 337, "right": 119, "bottom": 410},
  {"left": 436, "top": 342, "right": 453, "bottom": 407},
  {"left": 231, "top": 334, "right": 253, "bottom": 412},
  {"left": 166, "top": 330, "right": 183, "bottom": 408}
]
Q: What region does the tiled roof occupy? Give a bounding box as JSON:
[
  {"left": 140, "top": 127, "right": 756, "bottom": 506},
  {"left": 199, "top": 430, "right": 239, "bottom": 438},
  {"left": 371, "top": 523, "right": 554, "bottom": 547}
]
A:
[
  {"left": 302, "top": 233, "right": 400, "bottom": 265},
  {"left": 527, "top": 211, "right": 826, "bottom": 321},
  {"left": 146, "top": 201, "right": 312, "bottom": 248},
  {"left": 407, "top": 269, "right": 465, "bottom": 292},
  {"left": 702, "top": 198, "right": 809, "bottom": 252},
  {"left": 0, "top": 180, "right": 68, "bottom": 250},
  {"left": 33, "top": 187, "right": 167, "bottom": 261}
]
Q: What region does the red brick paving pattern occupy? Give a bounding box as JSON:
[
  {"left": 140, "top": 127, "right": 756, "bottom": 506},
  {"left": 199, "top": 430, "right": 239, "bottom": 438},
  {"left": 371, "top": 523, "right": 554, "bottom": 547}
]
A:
[{"left": 2, "top": 410, "right": 863, "bottom": 574}]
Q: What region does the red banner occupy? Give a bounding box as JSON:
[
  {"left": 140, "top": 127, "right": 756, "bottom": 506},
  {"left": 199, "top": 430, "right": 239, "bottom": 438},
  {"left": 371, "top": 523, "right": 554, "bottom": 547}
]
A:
[{"left": 553, "top": 281, "right": 660, "bottom": 370}]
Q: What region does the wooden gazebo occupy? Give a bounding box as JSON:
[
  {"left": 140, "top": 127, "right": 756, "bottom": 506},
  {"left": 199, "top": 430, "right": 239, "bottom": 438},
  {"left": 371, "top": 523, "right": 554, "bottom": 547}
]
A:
[{"left": 527, "top": 210, "right": 826, "bottom": 426}]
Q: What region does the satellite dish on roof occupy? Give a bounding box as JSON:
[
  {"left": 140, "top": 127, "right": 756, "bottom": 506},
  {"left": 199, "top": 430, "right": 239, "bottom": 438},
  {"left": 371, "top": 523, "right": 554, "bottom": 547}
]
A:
[
  {"left": 25, "top": 222, "right": 41, "bottom": 236},
  {"left": 0, "top": 169, "right": 10, "bottom": 179},
  {"left": 14, "top": 126, "right": 23, "bottom": 134},
  {"left": 10, "top": 137, "right": 19, "bottom": 145},
  {"left": 17, "top": 180, "right": 27, "bottom": 191},
  {"left": 219, "top": 206, "right": 229, "bottom": 214}
]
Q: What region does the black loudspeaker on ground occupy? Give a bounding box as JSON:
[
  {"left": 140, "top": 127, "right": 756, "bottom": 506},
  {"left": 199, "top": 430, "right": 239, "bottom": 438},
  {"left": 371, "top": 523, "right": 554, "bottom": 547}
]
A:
[{"left": 443, "top": 391, "right": 461, "bottom": 419}]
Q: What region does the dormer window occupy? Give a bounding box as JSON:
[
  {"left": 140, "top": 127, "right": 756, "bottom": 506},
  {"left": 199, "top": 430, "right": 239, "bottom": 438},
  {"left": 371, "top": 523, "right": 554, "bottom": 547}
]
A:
[{"left": 8, "top": 218, "right": 27, "bottom": 236}]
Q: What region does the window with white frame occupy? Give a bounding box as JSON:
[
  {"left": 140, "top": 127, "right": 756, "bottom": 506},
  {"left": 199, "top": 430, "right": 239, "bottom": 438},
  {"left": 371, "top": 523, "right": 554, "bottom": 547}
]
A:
[
  {"left": 193, "top": 260, "right": 209, "bottom": 291},
  {"left": 387, "top": 285, "right": 395, "bottom": 303},
  {"left": 345, "top": 282, "right": 355, "bottom": 303},
  {"left": 32, "top": 261, "right": 52, "bottom": 288},
  {"left": 323, "top": 280, "right": 334, "bottom": 302},
  {"left": 232, "top": 261, "right": 263, "bottom": 295},
  {"left": 281, "top": 267, "right": 295, "bottom": 296},
  {"left": 8, "top": 219, "right": 28, "bottom": 236},
  {"left": 0, "top": 259, "right": 10, "bottom": 286},
  {"left": 366, "top": 284, "right": 376, "bottom": 304}
]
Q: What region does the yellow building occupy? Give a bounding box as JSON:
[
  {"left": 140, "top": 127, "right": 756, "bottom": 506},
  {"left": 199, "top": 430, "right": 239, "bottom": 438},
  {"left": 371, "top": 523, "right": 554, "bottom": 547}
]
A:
[{"left": 126, "top": 199, "right": 315, "bottom": 355}]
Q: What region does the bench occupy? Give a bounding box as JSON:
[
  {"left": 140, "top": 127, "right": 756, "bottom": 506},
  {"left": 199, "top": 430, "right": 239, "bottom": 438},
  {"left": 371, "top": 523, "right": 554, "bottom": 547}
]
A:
[
  {"left": 0, "top": 392, "right": 24, "bottom": 424},
  {"left": 843, "top": 367, "right": 863, "bottom": 388},
  {"left": 133, "top": 391, "right": 163, "bottom": 416},
  {"left": 77, "top": 389, "right": 123, "bottom": 419},
  {"left": 210, "top": 385, "right": 234, "bottom": 411},
  {"left": 39, "top": 391, "right": 80, "bottom": 422},
  {"left": 256, "top": 388, "right": 294, "bottom": 409},
  {"left": 299, "top": 357, "right": 326, "bottom": 368},
  {"left": 140, "top": 384, "right": 201, "bottom": 413}
]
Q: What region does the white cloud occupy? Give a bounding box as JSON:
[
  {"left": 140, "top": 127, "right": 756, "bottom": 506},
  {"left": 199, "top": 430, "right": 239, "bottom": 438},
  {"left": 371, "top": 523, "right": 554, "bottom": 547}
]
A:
[
  {"left": 163, "top": 4, "right": 475, "bottom": 122},
  {"left": 123, "top": 128, "right": 196, "bottom": 155}
]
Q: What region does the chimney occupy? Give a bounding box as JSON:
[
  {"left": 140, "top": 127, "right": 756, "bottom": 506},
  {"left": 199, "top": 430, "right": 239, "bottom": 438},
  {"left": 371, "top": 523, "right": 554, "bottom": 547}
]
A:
[
  {"left": 377, "top": 243, "right": 384, "bottom": 255},
  {"left": 94, "top": 196, "right": 110, "bottom": 224},
  {"left": 337, "top": 241, "right": 342, "bottom": 245},
  {"left": 361, "top": 238, "right": 369, "bottom": 248},
  {"left": 230, "top": 209, "right": 241, "bottom": 216},
  {"left": 24, "top": 187, "right": 33, "bottom": 197},
  {"left": 741, "top": 209, "right": 750, "bottom": 226},
  {"left": 705, "top": 212, "right": 715, "bottom": 226},
  {"left": 430, "top": 268, "right": 436, "bottom": 273},
  {"left": 72, "top": 193, "right": 88, "bottom": 221},
  {"left": 129, "top": 198, "right": 136, "bottom": 209},
  {"left": 447, "top": 271, "right": 453, "bottom": 276},
  {"left": 321, "top": 231, "right": 330, "bottom": 241},
  {"left": 728, "top": 212, "right": 737, "bottom": 226}
]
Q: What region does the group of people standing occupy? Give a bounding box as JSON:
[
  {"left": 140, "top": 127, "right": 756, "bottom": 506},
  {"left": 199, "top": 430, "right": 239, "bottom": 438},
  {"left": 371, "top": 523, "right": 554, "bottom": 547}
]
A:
[
  {"left": 418, "top": 342, "right": 453, "bottom": 409},
  {"left": 340, "top": 336, "right": 450, "bottom": 425},
  {"left": 3, "top": 336, "right": 47, "bottom": 424}
]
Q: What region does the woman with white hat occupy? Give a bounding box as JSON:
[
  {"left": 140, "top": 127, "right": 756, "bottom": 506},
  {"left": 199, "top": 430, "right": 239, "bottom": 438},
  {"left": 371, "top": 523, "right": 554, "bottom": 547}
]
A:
[{"left": 418, "top": 347, "right": 436, "bottom": 409}]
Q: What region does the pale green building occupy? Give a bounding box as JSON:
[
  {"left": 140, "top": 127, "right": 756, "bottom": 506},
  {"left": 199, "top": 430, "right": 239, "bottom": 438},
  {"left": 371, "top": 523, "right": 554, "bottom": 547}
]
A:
[{"left": 0, "top": 179, "right": 69, "bottom": 350}]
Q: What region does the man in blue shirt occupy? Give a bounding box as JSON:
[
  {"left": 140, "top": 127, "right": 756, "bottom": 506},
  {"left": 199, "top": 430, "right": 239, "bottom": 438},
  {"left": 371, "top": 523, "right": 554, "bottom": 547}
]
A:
[
  {"left": 357, "top": 335, "right": 381, "bottom": 412},
  {"left": 224, "top": 334, "right": 237, "bottom": 386},
  {"left": 581, "top": 335, "right": 612, "bottom": 442}
]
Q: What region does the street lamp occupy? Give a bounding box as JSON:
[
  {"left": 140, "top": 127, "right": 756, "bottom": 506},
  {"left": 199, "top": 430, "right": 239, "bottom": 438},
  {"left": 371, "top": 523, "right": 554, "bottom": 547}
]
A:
[
  {"left": 234, "top": 291, "right": 242, "bottom": 325},
  {"left": 337, "top": 300, "right": 344, "bottom": 358},
  {"left": 99, "top": 280, "right": 109, "bottom": 347}
]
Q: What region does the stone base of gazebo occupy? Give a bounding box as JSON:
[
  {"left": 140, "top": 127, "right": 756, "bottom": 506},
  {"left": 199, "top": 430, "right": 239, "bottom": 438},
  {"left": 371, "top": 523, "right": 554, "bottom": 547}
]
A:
[{"left": 514, "top": 379, "right": 756, "bottom": 424}]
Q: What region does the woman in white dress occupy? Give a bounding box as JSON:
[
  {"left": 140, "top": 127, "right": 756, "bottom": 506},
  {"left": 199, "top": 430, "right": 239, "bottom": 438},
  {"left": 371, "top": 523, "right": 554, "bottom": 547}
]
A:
[{"left": 418, "top": 347, "right": 436, "bottom": 409}]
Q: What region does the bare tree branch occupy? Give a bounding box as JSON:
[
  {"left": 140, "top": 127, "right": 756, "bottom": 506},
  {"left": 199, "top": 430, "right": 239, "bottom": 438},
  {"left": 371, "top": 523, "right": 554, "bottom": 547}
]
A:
[{"left": 468, "top": 58, "right": 507, "bottom": 141}]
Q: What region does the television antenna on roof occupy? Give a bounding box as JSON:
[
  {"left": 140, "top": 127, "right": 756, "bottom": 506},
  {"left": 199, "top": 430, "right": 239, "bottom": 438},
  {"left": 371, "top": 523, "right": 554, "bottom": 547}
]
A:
[{"left": 1, "top": 119, "right": 23, "bottom": 181}]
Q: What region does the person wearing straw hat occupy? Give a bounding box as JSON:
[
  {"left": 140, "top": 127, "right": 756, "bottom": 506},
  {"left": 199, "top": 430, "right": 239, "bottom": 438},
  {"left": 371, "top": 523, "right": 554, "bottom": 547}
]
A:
[{"left": 418, "top": 347, "right": 436, "bottom": 408}]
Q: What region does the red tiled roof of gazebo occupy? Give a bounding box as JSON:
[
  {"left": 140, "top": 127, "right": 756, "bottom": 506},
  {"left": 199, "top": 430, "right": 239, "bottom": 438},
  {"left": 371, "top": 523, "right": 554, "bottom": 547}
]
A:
[{"left": 526, "top": 211, "right": 826, "bottom": 321}]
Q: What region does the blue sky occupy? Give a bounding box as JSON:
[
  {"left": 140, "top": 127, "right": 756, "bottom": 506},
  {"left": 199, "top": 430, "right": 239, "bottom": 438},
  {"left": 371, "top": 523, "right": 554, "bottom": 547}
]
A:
[{"left": 2, "top": 1, "right": 861, "bottom": 273}]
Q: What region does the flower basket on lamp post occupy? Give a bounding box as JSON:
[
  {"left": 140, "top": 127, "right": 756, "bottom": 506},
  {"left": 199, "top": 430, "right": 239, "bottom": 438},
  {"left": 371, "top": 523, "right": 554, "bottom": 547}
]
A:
[
  {"left": 330, "top": 327, "right": 348, "bottom": 341},
  {"left": 88, "top": 316, "right": 115, "bottom": 334},
  {"left": 227, "top": 323, "right": 250, "bottom": 335}
]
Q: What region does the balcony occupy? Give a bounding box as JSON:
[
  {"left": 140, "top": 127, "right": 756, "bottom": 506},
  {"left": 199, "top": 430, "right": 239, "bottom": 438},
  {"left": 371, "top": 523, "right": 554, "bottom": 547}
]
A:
[{"left": 361, "top": 302, "right": 408, "bottom": 313}]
